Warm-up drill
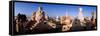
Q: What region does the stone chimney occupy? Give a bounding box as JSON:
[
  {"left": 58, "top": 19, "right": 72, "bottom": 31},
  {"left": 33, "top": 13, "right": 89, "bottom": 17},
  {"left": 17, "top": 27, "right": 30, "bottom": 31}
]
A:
[{"left": 35, "top": 6, "right": 45, "bottom": 22}]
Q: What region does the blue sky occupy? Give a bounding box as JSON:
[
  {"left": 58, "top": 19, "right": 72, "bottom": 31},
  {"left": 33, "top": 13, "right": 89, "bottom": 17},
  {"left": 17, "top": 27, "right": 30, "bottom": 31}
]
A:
[{"left": 14, "top": 2, "right": 97, "bottom": 17}]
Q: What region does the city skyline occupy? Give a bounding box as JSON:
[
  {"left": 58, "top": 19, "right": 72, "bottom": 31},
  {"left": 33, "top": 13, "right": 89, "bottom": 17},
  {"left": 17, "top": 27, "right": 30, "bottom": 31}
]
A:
[{"left": 15, "top": 2, "right": 97, "bottom": 17}]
